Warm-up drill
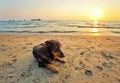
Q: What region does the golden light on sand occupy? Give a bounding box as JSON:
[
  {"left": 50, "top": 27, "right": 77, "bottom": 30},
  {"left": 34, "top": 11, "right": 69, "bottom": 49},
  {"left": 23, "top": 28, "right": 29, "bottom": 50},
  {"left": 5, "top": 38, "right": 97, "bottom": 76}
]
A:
[{"left": 92, "top": 28, "right": 99, "bottom": 33}]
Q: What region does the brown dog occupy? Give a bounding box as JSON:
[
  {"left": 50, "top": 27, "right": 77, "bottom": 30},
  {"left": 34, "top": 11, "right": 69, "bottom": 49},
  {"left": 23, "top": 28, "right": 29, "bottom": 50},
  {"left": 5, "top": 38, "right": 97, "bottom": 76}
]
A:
[{"left": 32, "top": 40, "right": 65, "bottom": 73}]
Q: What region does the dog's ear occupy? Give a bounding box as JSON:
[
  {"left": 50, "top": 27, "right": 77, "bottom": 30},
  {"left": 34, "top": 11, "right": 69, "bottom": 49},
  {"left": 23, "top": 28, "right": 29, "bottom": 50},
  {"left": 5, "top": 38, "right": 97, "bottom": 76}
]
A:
[
  {"left": 45, "top": 41, "right": 51, "bottom": 47},
  {"left": 55, "top": 40, "right": 62, "bottom": 47},
  {"left": 45, "top": 40, "right": 62, "bottom": 47}
]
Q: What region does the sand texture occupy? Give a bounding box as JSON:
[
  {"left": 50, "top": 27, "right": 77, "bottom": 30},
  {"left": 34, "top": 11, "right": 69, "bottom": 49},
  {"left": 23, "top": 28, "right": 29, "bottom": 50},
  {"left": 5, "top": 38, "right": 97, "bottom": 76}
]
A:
[{"left": 0, "top": 34, "right": 120, "bottom": 83}]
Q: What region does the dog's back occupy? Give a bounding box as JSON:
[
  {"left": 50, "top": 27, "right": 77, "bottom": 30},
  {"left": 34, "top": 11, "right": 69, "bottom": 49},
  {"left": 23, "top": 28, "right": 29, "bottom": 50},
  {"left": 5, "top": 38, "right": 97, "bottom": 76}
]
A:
[
  {"left": 33, "top": 43, "right": 53, "bottom": 67},
  {"left": 33, "top": 43, "right": 45, "bottom": 57}
]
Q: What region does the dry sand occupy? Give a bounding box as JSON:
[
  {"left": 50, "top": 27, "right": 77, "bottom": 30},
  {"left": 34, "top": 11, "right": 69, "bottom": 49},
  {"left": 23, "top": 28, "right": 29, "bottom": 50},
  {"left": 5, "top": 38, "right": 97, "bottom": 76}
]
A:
[{"left": 0, "top": 34, "right": 120, "bottom": 83}]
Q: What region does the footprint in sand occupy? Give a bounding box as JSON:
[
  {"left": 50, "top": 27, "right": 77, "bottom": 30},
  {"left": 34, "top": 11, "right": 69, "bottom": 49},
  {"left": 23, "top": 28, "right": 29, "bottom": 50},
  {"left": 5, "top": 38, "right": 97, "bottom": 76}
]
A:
[
  {"left": 26, "top": 42, "right": 32, "bottom": 45},
  {"left": 100, "top": 51, "right": 115, "bottom": 60},
  {"left": 65, "top": 74, "right": 71, "bottom": 79},
  {"left": 80, "top": 51, "right": 85, "bottom": 55},
  {"left": 85, "top": 70, "right": 93, "bottom": 76},
  {"left": 0, "top": 75, "right": 4, "bottom": 78},
  {"left": 22, "top": 47, "right": 27, "bottom": 49},
  {"left": 21, "top": 72, "right": 26, "bottom": 77},
  {"left": 11, "top": 58, "right": 17, "bottom": 63},
  {"left": 7, "top": 75, "right": 13, "bottom": 79},
  {"left": 7, "top": 54, "right": 13, "bottom": 57},
  {"left": 75, "top": 62, "right": 86, "bottom": 70},
  {"left": 96, "top": 66, "right": 103, "bottom": 72},
  {"left": 106, "top": 38, "right": 111, "bottom": 40},
  {"left": 102, "top": 62, "right": 112, "bottom": 70},
  {"left": 3, "top": 61, "right": 14, "bottom": 68}
]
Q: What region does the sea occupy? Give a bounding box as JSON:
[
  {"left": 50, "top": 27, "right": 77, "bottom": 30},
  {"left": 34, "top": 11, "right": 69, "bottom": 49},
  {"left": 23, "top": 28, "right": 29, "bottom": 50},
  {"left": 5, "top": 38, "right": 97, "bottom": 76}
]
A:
[{"left": 0, "top": 20, "right": 120, "bottom": 36}]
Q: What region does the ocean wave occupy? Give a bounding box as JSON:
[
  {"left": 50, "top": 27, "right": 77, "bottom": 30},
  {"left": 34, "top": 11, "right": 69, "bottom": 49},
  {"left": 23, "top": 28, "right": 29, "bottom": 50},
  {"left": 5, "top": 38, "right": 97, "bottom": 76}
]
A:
[
  {"left": 111, "top": 31, "right": 120, "bottom": 34},
  {"left": 0, "top": 30, "right": 79, "bottom": 33},
  {"left": 0, "top": 20, "right": 120, "bottom": 35}
]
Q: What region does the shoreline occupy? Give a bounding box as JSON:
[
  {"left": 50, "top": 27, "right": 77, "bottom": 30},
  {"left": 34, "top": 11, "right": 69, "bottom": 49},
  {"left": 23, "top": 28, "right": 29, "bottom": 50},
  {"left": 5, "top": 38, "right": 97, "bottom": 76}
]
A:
[
  {"left": 0, "top": 32, "right": 120, "bottom": 36},
  {"left": 0, "top": 34, "right": 120, "bottom": 83}
]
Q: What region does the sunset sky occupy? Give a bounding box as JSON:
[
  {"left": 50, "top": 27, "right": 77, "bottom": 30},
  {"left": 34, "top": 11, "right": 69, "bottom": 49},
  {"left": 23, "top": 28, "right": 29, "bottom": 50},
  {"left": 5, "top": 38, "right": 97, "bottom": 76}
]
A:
[{"left": 0, "top": 0, "right": 120, "bottom": 21}]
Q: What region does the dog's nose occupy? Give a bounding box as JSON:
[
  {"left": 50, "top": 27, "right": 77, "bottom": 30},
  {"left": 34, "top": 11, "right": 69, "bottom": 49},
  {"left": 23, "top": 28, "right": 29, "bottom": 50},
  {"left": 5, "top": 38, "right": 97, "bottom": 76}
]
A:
[{"left": 60, "top": 54, "right": 65, "bottom": 58}]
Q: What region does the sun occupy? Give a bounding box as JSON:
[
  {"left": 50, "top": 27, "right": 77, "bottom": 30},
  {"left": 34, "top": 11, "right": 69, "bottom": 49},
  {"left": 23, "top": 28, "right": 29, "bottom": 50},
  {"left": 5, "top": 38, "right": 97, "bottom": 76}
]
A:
[{"left": 93, "top": 11, "right": 102, "bottom": 19}]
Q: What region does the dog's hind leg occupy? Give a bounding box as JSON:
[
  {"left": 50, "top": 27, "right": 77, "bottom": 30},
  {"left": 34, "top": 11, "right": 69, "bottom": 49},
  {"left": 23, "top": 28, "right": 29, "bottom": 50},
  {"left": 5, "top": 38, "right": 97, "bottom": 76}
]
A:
[
  {"left": 36, "top": 58, "right": 45, "bottom": 67},
  {"left": 46, "top": 64, "right": 59, "bottom": 73}
]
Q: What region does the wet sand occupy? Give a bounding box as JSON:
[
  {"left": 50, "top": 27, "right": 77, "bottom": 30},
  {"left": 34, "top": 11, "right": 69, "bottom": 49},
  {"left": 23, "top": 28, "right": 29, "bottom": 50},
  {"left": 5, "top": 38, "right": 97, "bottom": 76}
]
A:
[{"left": 0, "top": 34, "right": 120, "bottom": 83}]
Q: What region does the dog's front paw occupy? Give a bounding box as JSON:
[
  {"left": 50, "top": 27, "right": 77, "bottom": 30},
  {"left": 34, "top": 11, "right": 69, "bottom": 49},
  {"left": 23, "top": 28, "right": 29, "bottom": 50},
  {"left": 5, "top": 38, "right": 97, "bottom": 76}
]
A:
[
  {"left": 61, "top": 59, "right": 66, "bottom": 63},
  {"left": 53, "top": 69, "right": 59, "bottom": 73},
  {"left": 46, "top": 64, "right": 59, "bottom": 73},
  {"left": 55, "top": 57, "right": 66, "bottom": 63}
]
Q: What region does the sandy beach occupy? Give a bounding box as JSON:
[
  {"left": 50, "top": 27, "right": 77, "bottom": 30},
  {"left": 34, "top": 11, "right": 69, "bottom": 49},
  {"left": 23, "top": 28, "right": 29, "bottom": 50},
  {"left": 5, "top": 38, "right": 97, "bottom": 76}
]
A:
[{"left": 0, "top": 34, "right": 120, "bottom": 83}]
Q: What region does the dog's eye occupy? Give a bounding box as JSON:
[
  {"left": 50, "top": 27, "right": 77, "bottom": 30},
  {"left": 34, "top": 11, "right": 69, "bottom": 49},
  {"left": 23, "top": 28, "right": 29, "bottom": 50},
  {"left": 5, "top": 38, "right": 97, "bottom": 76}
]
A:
[{"left": 54, "top": 48, "right": 59, "bottom": 52}]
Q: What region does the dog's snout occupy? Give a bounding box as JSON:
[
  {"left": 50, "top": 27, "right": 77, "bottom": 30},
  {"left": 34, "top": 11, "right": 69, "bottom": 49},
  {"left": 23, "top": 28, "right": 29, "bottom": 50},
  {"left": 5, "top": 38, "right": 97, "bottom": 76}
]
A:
[
  {"left": 59, "top": 51, "right": 65, "bottom": 58},
  {"left": 61, "top": 54, "right": 65, "bottom": 58}
]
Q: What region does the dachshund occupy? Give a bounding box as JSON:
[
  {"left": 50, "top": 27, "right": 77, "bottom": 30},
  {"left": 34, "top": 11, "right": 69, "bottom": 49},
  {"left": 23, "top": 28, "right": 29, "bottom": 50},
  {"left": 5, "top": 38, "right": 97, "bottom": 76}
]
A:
[{"left": 32, "top": 40, "right": 65, "bottom": 73}]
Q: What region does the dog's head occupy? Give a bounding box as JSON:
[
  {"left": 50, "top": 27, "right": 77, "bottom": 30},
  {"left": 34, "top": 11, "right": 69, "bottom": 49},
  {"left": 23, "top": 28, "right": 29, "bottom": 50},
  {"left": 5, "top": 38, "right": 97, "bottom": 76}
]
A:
[{"left": 45, "top": 40, "right": 65, "bottom": 58}]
